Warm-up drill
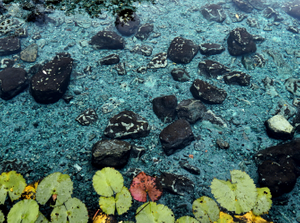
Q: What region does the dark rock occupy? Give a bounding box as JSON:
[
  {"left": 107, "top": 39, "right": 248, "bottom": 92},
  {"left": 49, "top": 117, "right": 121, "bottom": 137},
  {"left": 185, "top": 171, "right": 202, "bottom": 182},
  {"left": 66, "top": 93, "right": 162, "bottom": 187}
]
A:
[
  {"left": 159, "top": 172, "right": 194, "bottom": 196},
  {"left": 92, "top": 139, "right": 132, "bottom": 169},
  {"left": 131, "top": 145, "right": 146, "bottom": 159},
  {"left": 147, "top": 52, "right": 167, "bottom": 69},
  {"left": 264, "top": 7, "right": 279, "bottom": 18},
  {"left": 30, "top": 54, "right": 73, "bottom": 104},
  {"left": 287, "top": 26, "right": 300, "bottom": 34},
  {"left": 90, "top": 31, "right": 125, "bottom": 50},
  {"left": 115, "top": 9, "right": 140, "bottom": 36},
  {"left": 99, "top": 54, "right": 120, "bottom": 65},
  {"left": 75, "top": 108, "right": 98, "bottom": 126},
  {"left": 265, "top": 114, "right": 294, "bottom": 140},
  {"left": 179, "top": 161, "right": 201, "bottom": 175},
  {"left": 190, "top": 79, "right": 227, "bottom": 104},
  {"left": 104, "top": 110, "right": 150, "bottom": 139},
  {"left": 135, "top": 23, "right": 154, "bottom": 40},
  {"left": 233, "top": 0, "right": 253, "bottom": 13},
  {"left": 198, "top": 60, "right": 230, "bottom": 78},
  {"left": 223, "top": 71, "right": 251, "bottom": 86},
  {"left": 227, "top": 27, "right": 256, "bottom": 56},
  {"left": 283, "top": 1, "right": 300, "bottom": 20},
  {"left": 0, "top": 37, "right": 21, "bottom": 56},
  {"left": 114, "top": 62, "right": 126, "bottom": 75},
  {"left": 170, "top": 68, "right": 190, "bottom": 82},
  {"left": 130, "top": 45, "right": 153, "bottom": 56},
  {"left": 199, "top": 43, "right": 225, "bottom": 56},
  {"left": 27, "top": 10, "right": 47, "bottom": 24},
  {"left": 255, "top": 139, "right": 300, "bottom": 197},
  {"left": 200, "top": 4, "right": 226, "bottom": 23},
  {"left": 216, "top": 138, "right": 230, "bottom": 149},
  {"left": 167, "top": 37, "right": 199, "bottom": 64},
  {"left": 176, "top": 99, "right": 207, "bottom": 124},
  {"left": 159, "top": 119, "right": 195, "bottom": 156},
  {"left": 0, "top": 68, "right": 28, "bottom": 100},
  {"left": 202, "top": 110, "right": 227, "bottom": 128},
  {"left": 285, "top": 78, "right": 300, "bottom": 97},
  {"left": 293, "top": 108, "right": 300, "bottom": 132},
  {"left": 153, "top": 95, "right": 178, "bottom": 123}
]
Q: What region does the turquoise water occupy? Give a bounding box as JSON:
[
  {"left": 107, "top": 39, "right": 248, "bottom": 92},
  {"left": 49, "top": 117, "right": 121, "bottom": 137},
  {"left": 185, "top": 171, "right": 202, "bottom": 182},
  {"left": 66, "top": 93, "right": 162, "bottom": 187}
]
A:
[{"left": 1, "top": 0, "right": 300, "bottom": 222}]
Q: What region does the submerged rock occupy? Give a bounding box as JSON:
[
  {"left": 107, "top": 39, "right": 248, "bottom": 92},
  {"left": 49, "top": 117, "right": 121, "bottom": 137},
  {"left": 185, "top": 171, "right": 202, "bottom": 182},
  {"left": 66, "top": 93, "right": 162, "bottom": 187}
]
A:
[
  {"left": 115, "top": 9, "right": 140, "bottom": 36},
  {"left": 200, "top": 4, "right": 226, "bottom": 23},
  {"left": 89, "top": 31, "right": 125, "bottom": 50},
  {"left": 265, "top": 114, "right": 294, "bottom": 140},
  {"left": 152, "top": 95, "right": 178, "bottom": 123}
]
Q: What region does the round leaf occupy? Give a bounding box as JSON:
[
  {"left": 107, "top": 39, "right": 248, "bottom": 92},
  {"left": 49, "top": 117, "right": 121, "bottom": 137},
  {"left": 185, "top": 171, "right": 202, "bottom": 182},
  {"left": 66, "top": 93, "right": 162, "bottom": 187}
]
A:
[
  {"left": 116, "top": 186, "right": 132, "bottom": 215},
  {"left": 93, "top": 167, "right": 124, "bottom": 197},
  {"left": 99, "top": 196, "right": 115, "bottom": 215},
  {"left": 36, "top": 172, "right": 73, "bottom": 206},
  {"left": 192, "top": 196, "right": 219, "bottom": 223},
  {"left": 252, "top": 187, "right": 272, "bottom": 216},
  {"left": 65, "top": 197, "right": 88, "bottom": 223},
  {"left": 51, "top": 205, "right": 67, "bottom": 223},
  {"left": 7, "top": 199, "right": 39, "bottom": 223},
  {"left": 136, "top": 202, "right": 175, "bottom": 223},
  {"left": 176, "top": 216, "right": 199, "bottom": 223}
]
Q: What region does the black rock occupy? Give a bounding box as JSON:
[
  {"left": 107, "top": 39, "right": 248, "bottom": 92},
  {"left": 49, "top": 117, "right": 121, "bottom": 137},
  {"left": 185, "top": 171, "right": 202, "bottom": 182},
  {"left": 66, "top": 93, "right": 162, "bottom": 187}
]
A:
[
  {"left": 75, "top": 108, "right": 98, "bottom": 126},
  {"left": 0, "top": 68, "right": 28, "bottom": 100},
  {"left": 153, "top": 95, "right": 178, "bottom": 123},
  {"left": 115, "top": 9, "right": 140, "bottom": 36},
  {"left": 179, "top": 161, "right": 201, "bottom": 175},
  {"left": 90, "top": 31, "right": 125, "bottom": 50},
  {"left": 135, "top": 23, "right": 154, "bottom": 40},
  {"left": 190, "top": 79, "right": 227, "bottom": 104},
  {"left": 131, "top": 145, "right": 146, "bottom": 159},
  {"left": 199, "top": 43, "right": 225, "bottom": 56},
  {"left": 283, "top": 1, "right": 300, "bottom": 20},
  {"left": 158, "top": 172, "right": 194, "bottom": 196},
  {"left": 30, "top": 54, "right": 73, "bottom": 104},
  {"left": 159, "top": 119, "right": 195, "bottom": 156},
  {"left": 0, "top": 37, "right": 21, "bottom": 56},
  {"left": 170, "top": 68, "right": 190, "bottom": 82},
  {"left": 167, "top": 37, "right": 198, "bottom": 64},
  {"left": 198, "top": 60, "right": 230, "bottom": 78},
  {"left": 176, "top": 99, "right": 207, "bottom": 124},
  {"left": 255, "top": 139, "right": 300, "bottom": 197},
  {"left": 104, "top": 110, "right": 150, "bottom": 139},
  {"left": 92, "top": 139, "right": 132, "bottom": 169},
  {"left": 227, "top": 27, "right": 256, "bottom": 56},
  {"left": 223, "top": 71, "right": 251, "bottom": 86},
  {"left": 233, "top": 0, "right": 253, "bottom": 13},
  {"left": 99, "top": 54, "right": 120, "bottom": 65},
  {"left": 200, "top": 4, "right": 226, "bottom": 23}
]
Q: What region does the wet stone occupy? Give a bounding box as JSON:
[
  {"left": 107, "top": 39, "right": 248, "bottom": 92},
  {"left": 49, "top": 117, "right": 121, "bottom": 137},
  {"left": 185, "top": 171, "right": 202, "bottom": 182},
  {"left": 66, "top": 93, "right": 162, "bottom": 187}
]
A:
[
  {"left": 114, "top": 62, "right": 126, "bottom": 75},
  {"left": 202, "top": 110, "right": 227, "bottom": 128},
  {"left": 104, "top": 110, "right": 150, "bottom": 139},
  {"left": 152, "top": 95, "right": 178, "bottom": 123},
  {"left": 130, "top": 44, "right": 153, "bottom": 56},
  {"left": 170, "top": 68, "right": 190, "bottom": 82},
  {"left": 20, "top": 43, "right": 38, "bottom": 62},
  {"left": 92, "top": 139, "right": 132, "bottom": 169},
  {"left": 200, "top": 4, "right": 226, "bottom": 23},
  {"left": 159, "top": 119, "right": 195, "bottom": 156},
  {"left": 0, "top": 36, "right": 21, "bottom": 56},
  {"left": 147, "top": 52, "right": 167, "bottom": 69},
  {"left": 223, "top": 71, "right": 251, "bottom": 86},
  {"left": 232, "top": 0, "right": 253, "bottom": 13},
  {"left": 115, "top": 10, "right": 140, "bottom": 36},
  {"left": 216, "top": 138, "right": 230, "bottom": 149},
  {"left": 265, "top": 114, "right": 294, "bottom": 140},
  {"left": 0, "top": 67, "right": 28, "bottom": 100},
  {"left": 75, "top": 108, "right": 98, "bottom": 126},
  {"left": 190, "top": 79, "right": 227, "bottom": 104},
  {"left": 287, "top": 26, "right": 300, "bottom": 34},
  {"left": 99, "top": 54, "right": 120, "bottom": 65},
  {"left": 176, "top": 99, "right": 207, "bottom": 124},
  {"left": 90, "top": 31, "right": 125, "bottom": 50},
  {"left": 198, "top": 60, "right": 230, "bottom": 78},
  {"left": 30, "top": 53, "right": 73, "bottom": 104},
  {"left": 227, "top": 27, "right": 256, "bottom": 56},
  {"left": 135, "top": 23, "right": 154, "bottom": 40},
  {"left": 131, "top": 145, "right": 146, "bottom": 159},
  {"left": 199, "top": 43, "right": 225, "bottom": 56},
  {"left": 167, "top": 37, "right": 198, "bottom": 64},
  {"left": 179, "top": 161, "right": 200, "bottom": 175}
]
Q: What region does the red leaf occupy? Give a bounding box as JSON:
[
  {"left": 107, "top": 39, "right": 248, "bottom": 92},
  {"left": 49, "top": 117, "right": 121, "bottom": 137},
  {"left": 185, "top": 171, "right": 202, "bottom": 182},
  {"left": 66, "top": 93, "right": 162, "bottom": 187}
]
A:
[{"left": 129, "top": 172, "right": 163, "bottom": 202}]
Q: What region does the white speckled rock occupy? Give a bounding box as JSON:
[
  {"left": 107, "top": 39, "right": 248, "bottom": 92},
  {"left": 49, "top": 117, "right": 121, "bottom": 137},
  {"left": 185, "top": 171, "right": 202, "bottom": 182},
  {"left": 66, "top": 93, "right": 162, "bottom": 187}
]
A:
[{"left": 265, "top": 114, "right": 294, "bottom": 139}]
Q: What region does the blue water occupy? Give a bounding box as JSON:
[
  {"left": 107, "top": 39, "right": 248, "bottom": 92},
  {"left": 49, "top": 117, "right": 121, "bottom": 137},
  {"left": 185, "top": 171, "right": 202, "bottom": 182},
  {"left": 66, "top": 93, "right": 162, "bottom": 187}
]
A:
[{"left": 1, "top": 0, "right": 300, "bottom": 222}]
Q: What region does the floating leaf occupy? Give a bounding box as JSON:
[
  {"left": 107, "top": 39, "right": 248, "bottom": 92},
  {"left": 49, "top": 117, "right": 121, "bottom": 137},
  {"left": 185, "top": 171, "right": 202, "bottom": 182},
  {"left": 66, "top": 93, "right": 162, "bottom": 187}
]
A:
[
  {"left": 234, "top": 211, "right": 273, "bottom": 223},
  {"left": 136, "top": 202, "right": 175, "bottom": 223},
  {"left": 215, "top": 211, "right": 234, "bottom": 223},
  {"left": 7, "top": 199, "right": 39, "bottom": 223},
  {"left": 99, "top": 196, "right": 115, "bottom": 215},
  {"left": 129, "top": 172, "right": 162, "bottom": 202},
  {"left": 211, "top": 170, "right": 257, "bottom": 214},
  {"left": 51, "top": 198, "right": 88, "bottom": 223},
  {"left": 116, "top": 186, "right": 132, "bottom": 215},
  {"left": 176, "top": 216, "right": 199, "bottom": 223},
  {"left": 93, "top": 167, "right": 124, "bottom": 197},
  {"left": 192, "top": 196, "right": 219, "bottom": 223},
  {"left": 0, "top": 171, "right": 26, "bottom": 204},
  {"left": 0, "top": 210, "right": 4, "bottom": 223},
  {"left": 35, "top": 212, "right": 50, "bottom": 223},
  {"left": 252, "top": 187, "right": 272, "bottom": 216},
  {"left": 36, "top": 172, "right": 73, "bottom": 206}
]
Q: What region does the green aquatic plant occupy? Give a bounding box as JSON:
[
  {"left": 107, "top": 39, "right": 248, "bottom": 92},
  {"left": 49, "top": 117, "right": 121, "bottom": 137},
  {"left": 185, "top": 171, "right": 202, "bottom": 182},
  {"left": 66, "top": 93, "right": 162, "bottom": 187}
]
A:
[
  {"left": 176, "top": 216, "right": 199, "bottom": 223},
  {"left": 192, "top": 196, "right": 219, "bottom": 223},
  {"left": 7, "top": 199, "right": 39, "bottom": 223},
  {"left": 0, "top": 210, "right": 4, "bottom": 223}
]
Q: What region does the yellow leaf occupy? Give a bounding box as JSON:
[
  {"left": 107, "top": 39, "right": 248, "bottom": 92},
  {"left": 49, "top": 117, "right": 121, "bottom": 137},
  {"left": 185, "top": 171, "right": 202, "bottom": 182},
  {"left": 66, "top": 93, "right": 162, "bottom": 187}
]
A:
[{"left": 234, "top": 211, "right": 273, "bottom": 223}]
